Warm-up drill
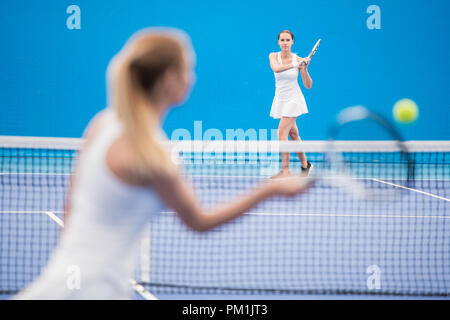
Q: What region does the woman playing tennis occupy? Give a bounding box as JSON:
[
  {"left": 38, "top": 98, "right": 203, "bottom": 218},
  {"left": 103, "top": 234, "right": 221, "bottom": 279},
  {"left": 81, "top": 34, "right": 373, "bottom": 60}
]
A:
[
  {"left": 269, "top": 30, "right": 313, "bottom": 178},
  {"left": 15, "top": 28, "right": 311, "bottom": 299}
]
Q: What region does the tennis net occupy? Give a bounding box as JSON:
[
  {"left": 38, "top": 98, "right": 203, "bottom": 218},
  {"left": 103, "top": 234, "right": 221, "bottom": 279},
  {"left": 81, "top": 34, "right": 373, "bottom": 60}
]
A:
[{"left": 1, "top": 137, "right": 449, "bottom": 296}]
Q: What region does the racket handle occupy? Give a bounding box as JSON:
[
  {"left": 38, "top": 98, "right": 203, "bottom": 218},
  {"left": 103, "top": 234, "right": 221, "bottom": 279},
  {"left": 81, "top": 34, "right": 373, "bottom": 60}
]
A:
[
  {"left": 300, "top": 55, "right": 312, "bottom": 66},
  {"left": 300, "top": 54, "right": 312, "bottom": 66}
]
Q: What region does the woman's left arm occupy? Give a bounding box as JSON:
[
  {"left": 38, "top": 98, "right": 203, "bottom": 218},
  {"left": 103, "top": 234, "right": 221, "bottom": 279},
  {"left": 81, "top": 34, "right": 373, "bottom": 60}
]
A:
[{"left": 298, "top": 57, "right": 313, "bottom": 89}]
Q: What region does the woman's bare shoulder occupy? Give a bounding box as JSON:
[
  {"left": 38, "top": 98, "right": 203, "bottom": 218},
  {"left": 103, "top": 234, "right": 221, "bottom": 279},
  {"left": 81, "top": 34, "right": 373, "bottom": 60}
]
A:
[{"left": 82, "top": 109, "right": 109, "bottom": 142}]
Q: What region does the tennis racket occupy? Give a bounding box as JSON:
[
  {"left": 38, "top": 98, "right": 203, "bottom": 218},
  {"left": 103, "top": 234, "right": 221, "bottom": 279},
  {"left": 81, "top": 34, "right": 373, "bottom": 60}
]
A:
[
  {"left": 300, "top": 38, "right": 321, "bottom": 66},
  {"left": 308, "top": 106, "right": 414, "bottom": 202}
]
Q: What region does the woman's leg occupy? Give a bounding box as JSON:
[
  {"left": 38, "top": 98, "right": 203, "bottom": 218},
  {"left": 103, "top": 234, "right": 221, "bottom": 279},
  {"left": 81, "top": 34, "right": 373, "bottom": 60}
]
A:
[
  {"left": 273, "top": 117, "right": 297, "bottom": 177},
  {"left": 288, "top": 122, "right": 308, "bottom": 168},
  {"left": 289, "top": 121, "right": 313, "bottom": 175}
]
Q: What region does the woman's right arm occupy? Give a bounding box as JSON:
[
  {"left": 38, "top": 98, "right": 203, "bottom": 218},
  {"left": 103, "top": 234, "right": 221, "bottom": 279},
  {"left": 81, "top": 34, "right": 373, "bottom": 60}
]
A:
[
  {"left": 269, "top": 52, "right": 297, "bottom": 73},
  {"left": 153, "top": 170, "right": 311, "bottom": 232}
]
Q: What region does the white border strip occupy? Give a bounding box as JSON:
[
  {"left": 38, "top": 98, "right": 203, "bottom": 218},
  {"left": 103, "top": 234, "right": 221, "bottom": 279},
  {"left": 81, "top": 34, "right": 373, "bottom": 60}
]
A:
[
  {"left": 0, "top": 210, "right": 65, "bottom": 214},
  {"left": 1, "top": 136, "right": 450, "bottom": 152},
  {"left": 0, "top": 173, "right": 72, "bottom": 176},
  {"left": 169, "top": 140, "right": 450, "bottom": 153},
  {"left": 0, "top": 136, "right": 83, "bottom": 150}
]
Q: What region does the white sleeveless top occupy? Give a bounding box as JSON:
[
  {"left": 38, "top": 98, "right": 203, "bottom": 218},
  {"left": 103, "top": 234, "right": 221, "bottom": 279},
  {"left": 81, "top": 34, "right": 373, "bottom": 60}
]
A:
[
  {"left": 16, "top": 108, "right": 164, "bottom": 299},
  {"left": 270, "top": 52, "right": 308, "bottom": 119}
]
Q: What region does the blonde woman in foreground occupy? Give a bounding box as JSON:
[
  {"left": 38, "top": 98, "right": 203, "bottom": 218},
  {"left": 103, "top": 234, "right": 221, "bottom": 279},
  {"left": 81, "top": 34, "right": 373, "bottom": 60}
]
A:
[{"left": 15, "top": 28, "right": 311, "bottom": 300}]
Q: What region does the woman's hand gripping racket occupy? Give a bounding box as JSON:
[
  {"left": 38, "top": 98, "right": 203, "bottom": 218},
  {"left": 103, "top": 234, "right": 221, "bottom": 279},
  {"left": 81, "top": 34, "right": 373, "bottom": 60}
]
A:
[
  {"left": 308, "top": 106, "right": 414, "bottom": 202},
  {"left": 300, "top": 38, "right": 321, "bottom": 67}
]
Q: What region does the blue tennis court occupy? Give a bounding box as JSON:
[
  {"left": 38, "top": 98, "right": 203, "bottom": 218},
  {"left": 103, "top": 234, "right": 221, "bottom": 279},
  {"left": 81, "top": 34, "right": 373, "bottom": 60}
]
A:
[{"left": 1, "top": 139, "right": 449, "bottom": 300}]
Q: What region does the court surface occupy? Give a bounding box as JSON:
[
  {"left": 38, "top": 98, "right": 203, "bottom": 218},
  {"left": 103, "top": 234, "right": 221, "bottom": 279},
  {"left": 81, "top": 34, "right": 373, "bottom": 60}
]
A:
[{"left": 1, "top": 149, "right": 449, "bottom": 299}]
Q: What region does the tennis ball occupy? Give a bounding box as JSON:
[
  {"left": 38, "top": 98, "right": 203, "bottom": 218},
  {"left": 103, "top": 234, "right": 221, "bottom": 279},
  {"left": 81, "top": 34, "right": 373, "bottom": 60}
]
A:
[{"left": 393, "top": 98, "right": 419, "bottom": 124}]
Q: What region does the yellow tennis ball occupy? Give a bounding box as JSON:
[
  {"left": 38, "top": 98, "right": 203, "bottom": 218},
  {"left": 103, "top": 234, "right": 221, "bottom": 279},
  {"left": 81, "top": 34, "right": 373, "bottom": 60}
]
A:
[{"left": 393, "top": 98, "right": 419, "bottom": 123}]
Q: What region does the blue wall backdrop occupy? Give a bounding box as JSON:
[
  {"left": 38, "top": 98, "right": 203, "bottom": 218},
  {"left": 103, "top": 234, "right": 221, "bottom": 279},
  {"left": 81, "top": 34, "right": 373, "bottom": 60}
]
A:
[{"left": 0, "top": 0, "right": 449, "bottom": 140}]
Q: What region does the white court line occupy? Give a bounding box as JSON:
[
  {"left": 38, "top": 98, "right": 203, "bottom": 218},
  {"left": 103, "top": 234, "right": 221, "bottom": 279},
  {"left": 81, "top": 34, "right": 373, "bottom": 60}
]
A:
[
  {"left": 182, "top": 175, "right": 450, "bottom": 182},
  {"left": 45, "top": 211, "right": 64, "bottom": 227},
  {"left": 372, "top": 178, "right": 450, "bottom": 202},
  {"left": 1, "top": 171, "right": 449, "bottom": 182},
  {"left": 129, "top": 280, "right": 158, "bottom": 300},
  {"left": 160, "top": 210, "right": 450, "bottom": 220},
  {"left": 245, "top": 212, "right": 450, "bottom": 220},
  {"left": 2, "top": 210, "right": 449, "bottom": 220}
]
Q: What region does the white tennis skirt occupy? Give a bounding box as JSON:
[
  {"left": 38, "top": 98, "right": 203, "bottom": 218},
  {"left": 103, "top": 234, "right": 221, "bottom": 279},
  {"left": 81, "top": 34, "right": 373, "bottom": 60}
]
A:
[{"left": 270, "top": 94, "right": 308, "bottom": 119}]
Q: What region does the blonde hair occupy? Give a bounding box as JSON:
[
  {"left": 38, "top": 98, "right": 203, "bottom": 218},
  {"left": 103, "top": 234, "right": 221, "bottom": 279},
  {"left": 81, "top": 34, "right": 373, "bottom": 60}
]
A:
[{"left": 107, "top": 29, "right": 193, "bottom": 180}]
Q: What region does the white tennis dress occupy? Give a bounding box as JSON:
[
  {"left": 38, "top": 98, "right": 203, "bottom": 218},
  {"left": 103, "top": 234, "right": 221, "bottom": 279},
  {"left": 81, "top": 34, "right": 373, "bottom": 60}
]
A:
[
  {"left": 15, "top": 108, "right": 164, "bottom": 300},
  {"left": 270, "top": 52, "right": 308, "bottom": 119}
]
